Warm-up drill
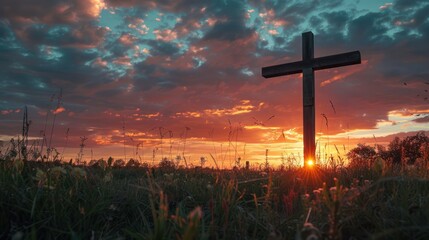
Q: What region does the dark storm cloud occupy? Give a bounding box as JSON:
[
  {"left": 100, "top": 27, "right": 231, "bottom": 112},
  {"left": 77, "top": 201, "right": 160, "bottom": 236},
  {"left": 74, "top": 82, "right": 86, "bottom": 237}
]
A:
[
  {"left": 203, "top": 21, "right": 254, "bottom": 41},
  {"left": 143, "top": 40, "right": 181, "bottom": 56},
  {"left": 394, "top": 0, "right": 428, "bottom": 10},
  {"left": 0, "top": 21, "right": 13, "bottom": 40},
  {"left": 321, "top": 11, "right": 349, "bottom": 32},
  {"left": 249, "top": 0, "right": 345, "bottom": 28},
  {"left": 348, "top": 12, "right": 392, "bottom": 46},
  {"left": 106, "top": 0, "right": 206, "bottom": 12},
  {"left": 16, "top": 24, "right": 107, "bottom": 49},
  {"left": 202, "top": 1, "right": 254, "bottom": 41}
]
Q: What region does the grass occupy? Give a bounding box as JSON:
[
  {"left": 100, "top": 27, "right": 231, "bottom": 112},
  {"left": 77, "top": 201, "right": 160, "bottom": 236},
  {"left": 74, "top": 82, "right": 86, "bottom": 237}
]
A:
[{"left": 1, "top": 159, "right": 429, "bottom": 239}]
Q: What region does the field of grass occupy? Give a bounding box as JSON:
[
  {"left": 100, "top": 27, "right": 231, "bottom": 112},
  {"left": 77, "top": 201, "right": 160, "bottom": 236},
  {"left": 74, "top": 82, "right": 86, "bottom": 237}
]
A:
[{"left": 1, "top": 159, "right": 429, "bottom": 239}]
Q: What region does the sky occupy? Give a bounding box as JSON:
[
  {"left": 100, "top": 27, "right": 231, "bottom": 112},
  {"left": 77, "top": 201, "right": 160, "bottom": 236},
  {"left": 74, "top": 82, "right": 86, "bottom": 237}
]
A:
[{"left": 1, "top": 0, "right": 429, "bottom": 167}]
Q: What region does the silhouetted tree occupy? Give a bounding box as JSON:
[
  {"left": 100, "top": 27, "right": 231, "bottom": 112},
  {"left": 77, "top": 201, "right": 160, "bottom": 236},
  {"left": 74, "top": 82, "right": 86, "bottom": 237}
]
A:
[
  {"left": 107, "top": 156, "right": 114, "bottom": 167},
  {"left": 126, "top": 158, "right": 140, "bottom": 167},
  {"left": 385, "top": 132, "right": 429, "bottom": 165},
  {"left": 347, "top": 132, "right": 429, "bottom": 168},
  {"left": 159, "top": 157, "right": 175, "bottom": 169},
  {"left": 387, "top": 137, "right": 402, "bottom": 165},
  {"left": 113, "top": 159, "right": 125, "bottom": 167},
  {"left": 401, "top": 132, "right": 429, "bottom": 164},
  {"left": 347, "top": 144, "right": 376, "bottom": 168}
]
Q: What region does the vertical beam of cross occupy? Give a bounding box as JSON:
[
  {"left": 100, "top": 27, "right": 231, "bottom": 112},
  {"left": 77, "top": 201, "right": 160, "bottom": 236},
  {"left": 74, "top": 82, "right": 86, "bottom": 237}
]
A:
[
  {"left": 262, "top": 31, "right": 361, "bottom": 167},
  {"left": 302, "top": 32, "right": 316, "bottom": 167}
]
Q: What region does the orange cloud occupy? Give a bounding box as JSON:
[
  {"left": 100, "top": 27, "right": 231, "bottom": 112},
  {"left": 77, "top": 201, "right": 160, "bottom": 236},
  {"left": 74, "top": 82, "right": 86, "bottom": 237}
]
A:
[
  {"left": 204, "top": 100, "right": 256, "bottom": 116},
  {"left": 379, "top": 3, "right": 393, "bottom": 10},
  {"left": 113, "top": 56, "right": 132, "bottom": 66},
  {"left": 153, "top": 29, "right": 178, "bottom": 41},
  {"left": 268, "top": 29, "right": 278, "bottom": 35},
  {"left": 1, "top": 109, "right": 16, "bottom": 115},
  {"left": 173, "top": 100, "right": 260, "bottom": 118},
  {"left": 174, "top": 111, "right": 202, "bottom": 118},
  {"left": 52, "top": 107, "right": 66, "bottom": 114},
  {"left": 94, "top": 135, "right": 112, "bottom": 145},
  {"left": 133, "top": 112, "right": 161, "bottom": 121},
  {"left": 119, "top": 33, "right": 136, "bottom": 46},
  {"left": 86, "top": 0, "right": 105, "bottom": 18},
  {"left": 92, "top": 57, "right": 108, "bottom": 67}
]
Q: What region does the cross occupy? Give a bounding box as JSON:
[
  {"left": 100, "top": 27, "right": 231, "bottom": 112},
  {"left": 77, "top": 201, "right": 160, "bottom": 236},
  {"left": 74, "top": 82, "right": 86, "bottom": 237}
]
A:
[{"left": 262, "top": 31, "right": 361, "bottom": 167}]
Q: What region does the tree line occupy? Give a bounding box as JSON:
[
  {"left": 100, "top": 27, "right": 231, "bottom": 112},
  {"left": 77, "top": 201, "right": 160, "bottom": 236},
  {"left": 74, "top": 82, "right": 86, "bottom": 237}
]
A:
[{"left": 347, "top": 131, "right": 429, "bottom": 168}]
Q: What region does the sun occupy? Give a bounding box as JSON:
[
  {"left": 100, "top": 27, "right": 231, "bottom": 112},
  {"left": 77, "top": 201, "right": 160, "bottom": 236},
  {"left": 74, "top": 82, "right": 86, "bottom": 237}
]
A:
[{"left": 306, "top": 159, "right": 314, "bottom": 168}]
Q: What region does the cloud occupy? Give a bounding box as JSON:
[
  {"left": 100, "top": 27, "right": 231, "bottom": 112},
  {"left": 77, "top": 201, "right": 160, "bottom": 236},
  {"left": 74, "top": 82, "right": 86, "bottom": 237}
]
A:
[
  {"left": 153, "top": 29, "right": 178, "bottom": 42},
  {"left": 380, "top": 3, "right": 393, "bottom": 10},
  {"left": 202, "top": 1, "right": 255, "bottom": 41},
  {"left": 394, "top": 0, "right": 427, "bottom": 10},
  {"left": 52, "top": 107, "right": 66, "bottom": 115},
  {"left": 118, "top": 33, "right": 136, "bottom": 46},
  {"left": 0, "top": 0, "right": 105, "bottom": 25},
  {"left": 0, "top": 0, "right": 428, "bottom": 160},
  {"left": 414, "top": 116, "right": 429, "bottom": 123},
  {"left": 14, "top": 23, "right": 108, "bottom": 49}
]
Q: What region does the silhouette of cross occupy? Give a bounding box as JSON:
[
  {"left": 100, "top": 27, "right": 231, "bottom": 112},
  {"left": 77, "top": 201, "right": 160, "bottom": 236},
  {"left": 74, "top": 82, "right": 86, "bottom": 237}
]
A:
[{"left": 262, "top": 31, "right": 361, "bottom": 167}]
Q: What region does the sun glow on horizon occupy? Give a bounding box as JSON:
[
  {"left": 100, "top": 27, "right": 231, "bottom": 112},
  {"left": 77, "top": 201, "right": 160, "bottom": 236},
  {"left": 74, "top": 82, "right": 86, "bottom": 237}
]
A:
[{"left": 306, "top": 159, "right": 314, "bottom": 167}]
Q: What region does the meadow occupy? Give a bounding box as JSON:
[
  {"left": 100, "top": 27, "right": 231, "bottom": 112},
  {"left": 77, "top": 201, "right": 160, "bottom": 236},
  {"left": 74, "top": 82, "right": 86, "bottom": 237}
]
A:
[{"left": 1, "top": 156, "right": 429, "bottom": 240}]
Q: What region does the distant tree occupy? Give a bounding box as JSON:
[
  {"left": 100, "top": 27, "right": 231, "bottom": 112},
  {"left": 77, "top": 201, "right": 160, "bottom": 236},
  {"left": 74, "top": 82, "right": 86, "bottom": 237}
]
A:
[
  {"left": 347, "top": 132, "right": 429, "bottom": 169},
  {"left": 159, "top": 157, "right": 175, "bottom": 169},
  {"left": 346, "top": 144, "right": 376, "bottom": 168},
  {"left": 107, "top": 156, "right": 114, "bottom": 167},
  {"left": 401, "top": 132, "right": 429, "bottom": 164},
  {"left": 420, "top": 142, "right": 429, "bottom": 168},
  {"left": 88, "top": 159, "right": 98, "bottom": 166},
  {"left": 89, "top": 159, "right": 107, "bottom": 169},
  {"left": 375, "top": 144, "right": 389, "bottom": 161},
  {"left": 126, "top": 158, "right": 140, "bottom": 167},
  {"left": 387, "top": 137, "right": 402, "bottom": 165},
  {"left": 113, "top": 159, "right": 126, "bottom": 167},
  {"left": 385, "top": 132, "right": 429, "bottom": 165}
]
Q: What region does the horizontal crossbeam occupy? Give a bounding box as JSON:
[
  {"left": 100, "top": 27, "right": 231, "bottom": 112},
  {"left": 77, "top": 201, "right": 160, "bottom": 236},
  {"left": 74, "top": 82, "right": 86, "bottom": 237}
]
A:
[{"left": 262, "top": 51, "right": 361, "bottom": 78}]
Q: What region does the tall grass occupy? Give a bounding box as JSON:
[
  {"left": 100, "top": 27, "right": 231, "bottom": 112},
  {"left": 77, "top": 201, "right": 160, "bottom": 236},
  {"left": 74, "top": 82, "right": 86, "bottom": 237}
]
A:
[{"left": 1, "top": 157, "right": 429, "bottom": 239}]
